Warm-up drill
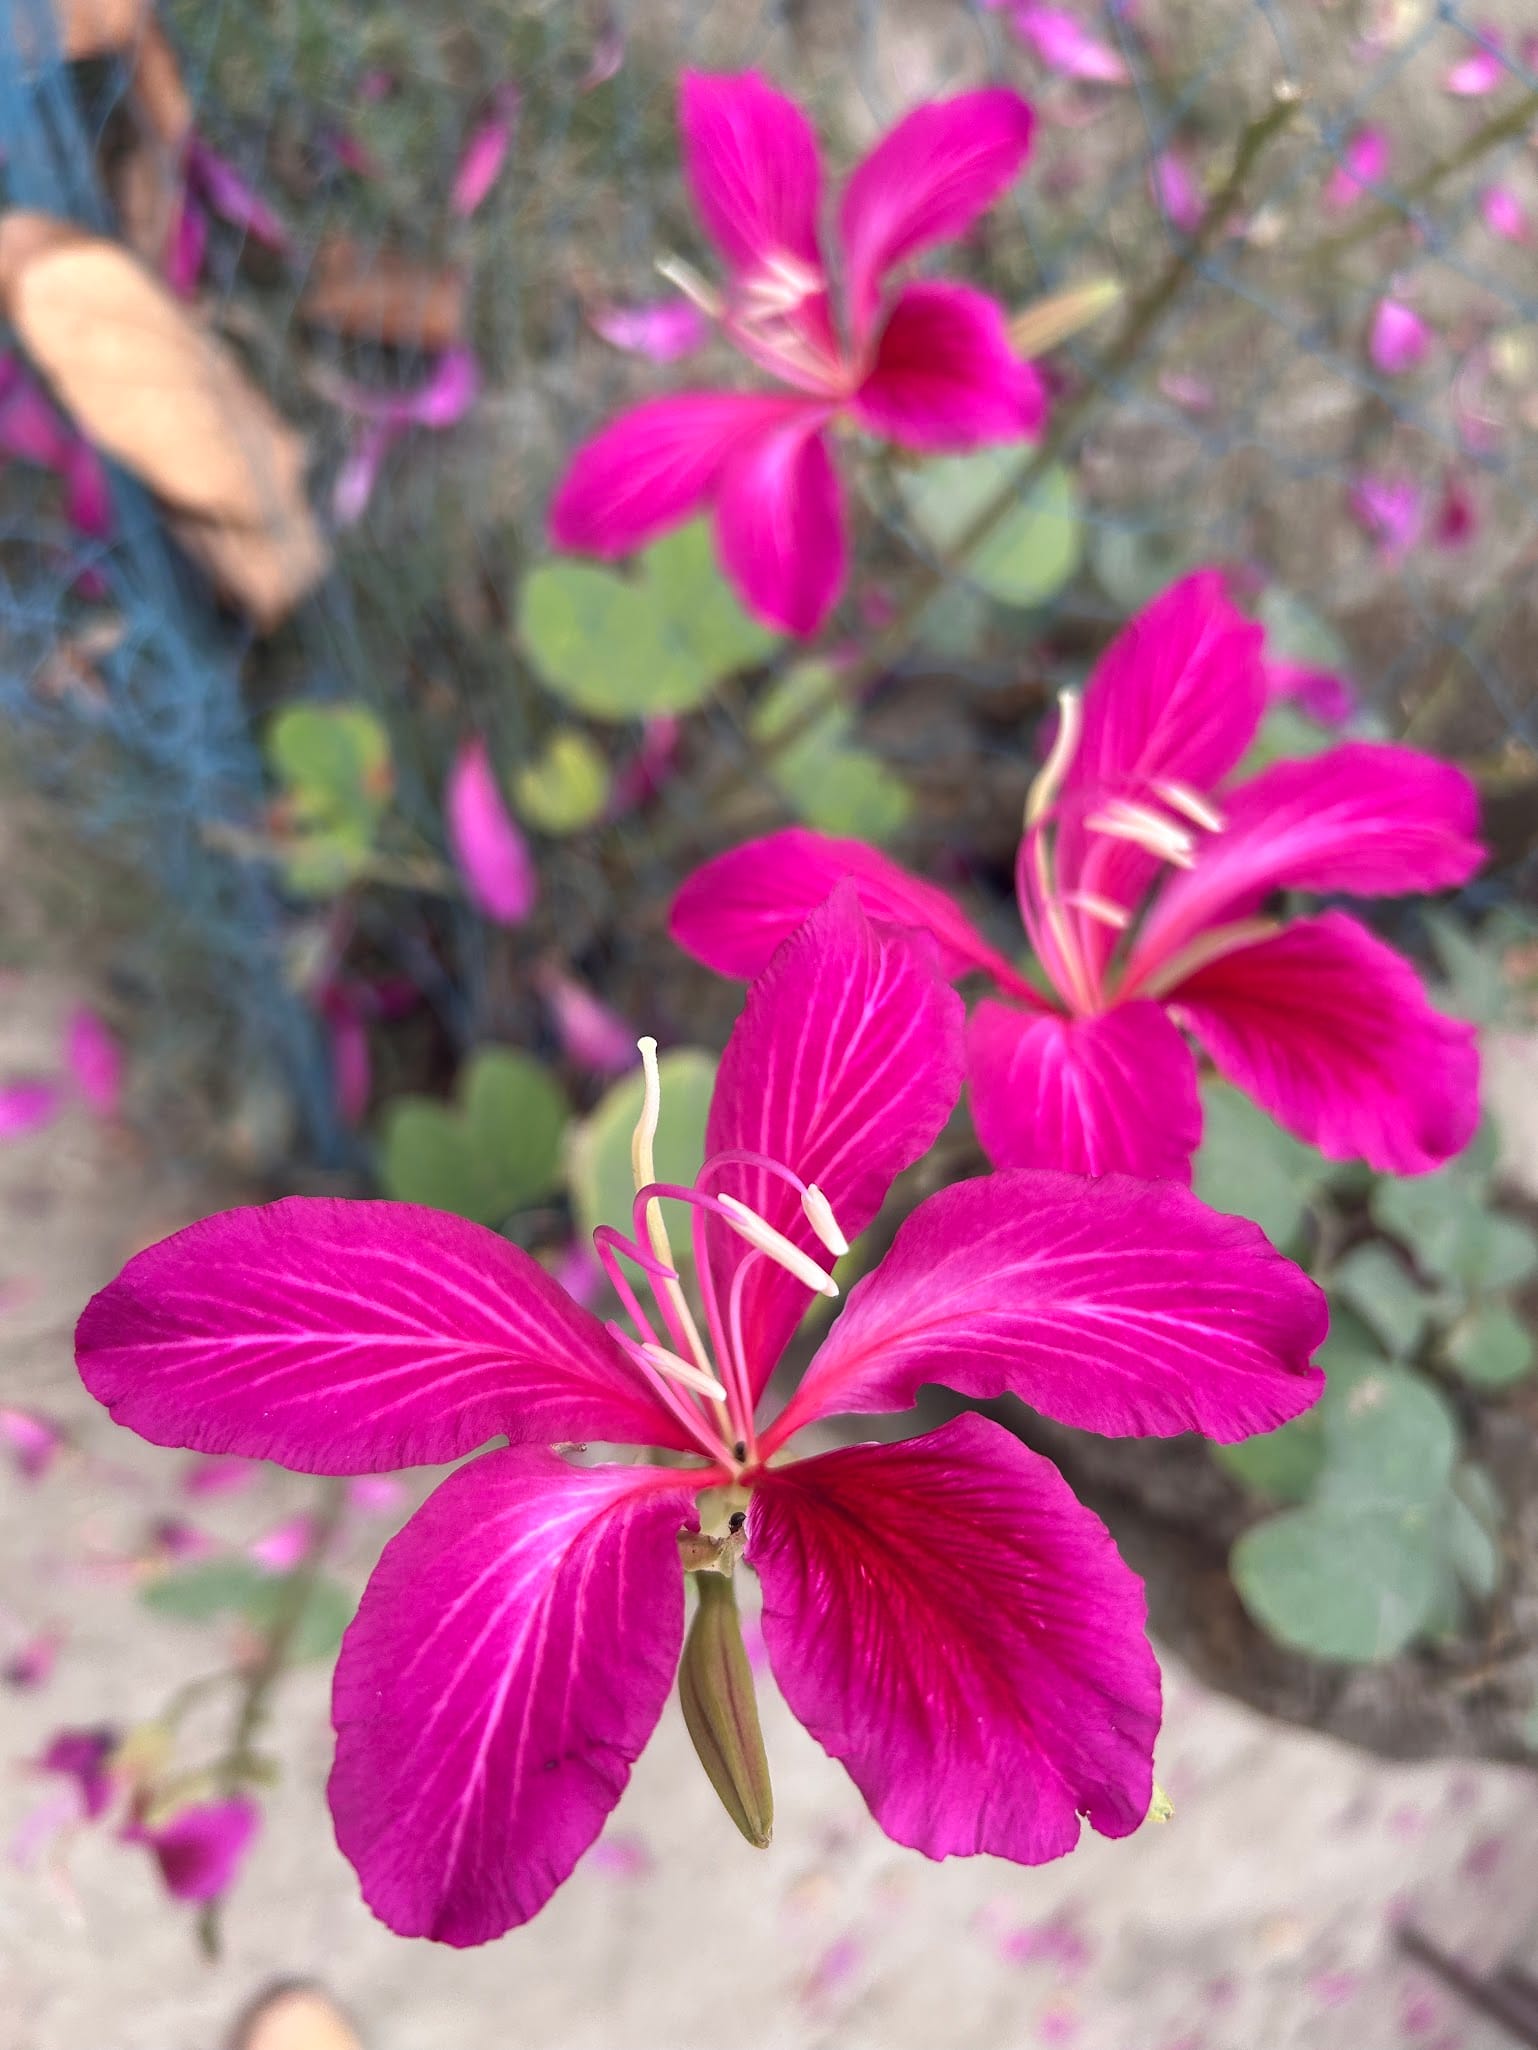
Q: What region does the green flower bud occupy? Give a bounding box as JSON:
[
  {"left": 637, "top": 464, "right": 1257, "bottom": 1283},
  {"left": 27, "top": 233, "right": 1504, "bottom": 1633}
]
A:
[{"left": 678, "top": 1571, "right": 773, "bottom": 1849}]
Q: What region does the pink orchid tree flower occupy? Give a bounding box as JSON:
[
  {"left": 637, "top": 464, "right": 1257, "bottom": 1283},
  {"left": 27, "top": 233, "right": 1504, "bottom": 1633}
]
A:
[
  {"left": 672, "top": 576, "right": 1484, "bottom": 1183},
  {"left": 550, "top": 72, "right": 1046, "bottom": 636},
  {"left": 76, "top": 890, "right": 1325, "bottom": 1944}
]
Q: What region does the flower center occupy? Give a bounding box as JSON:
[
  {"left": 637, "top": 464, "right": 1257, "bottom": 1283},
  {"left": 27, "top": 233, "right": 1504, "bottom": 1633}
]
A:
[{"left": 588, "top": 1039, "right": 846, "bottom": 1469}]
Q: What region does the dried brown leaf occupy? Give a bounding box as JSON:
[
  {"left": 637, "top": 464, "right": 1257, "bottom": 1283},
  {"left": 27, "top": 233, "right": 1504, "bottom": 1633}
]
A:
[
  {"left": 301, "top": 239, "right": 466, "bottom": 351},
  {"left": 168, "top": 505, "right": 330, "bottom": 633},
  {"left": 15, "top": 0, "right": 145, "bottom": 64},
  {"left": 228, "top": 1984, "right": 363, "bottom": 2050}
]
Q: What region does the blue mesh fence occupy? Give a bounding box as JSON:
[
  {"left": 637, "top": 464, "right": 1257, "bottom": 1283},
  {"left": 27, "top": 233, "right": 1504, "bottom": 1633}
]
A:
[{"left": 2, "top": 0, "right": 1534, "bottom": 1155}]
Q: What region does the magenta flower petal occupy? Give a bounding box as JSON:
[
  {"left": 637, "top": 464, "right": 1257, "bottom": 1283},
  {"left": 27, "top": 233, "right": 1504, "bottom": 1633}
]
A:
[
  {"left": 549, "top": 392, "right": 794, "bottom": 559},
  {"left": 702, "top": 886, "right": 964, "bottom": 1401},
  {"left": 75, "top": 1195, "right": 699, "bottom": 1471},
  {"left": 671, "top": 826, "right": 1038, "bottom": 993},
  {"left": 329, "top": 1447, "right": 699, "bottom": 1943},
  {"left": 748, "top": 1413, "right": 1160, "bottom": 1862},
  {"left": 852, "top": 281, "right": 1047, "bottom": 451},
  {"left": 131, "top": 1795, "right": 259, "bottom": 1903},
  {"left": 1323, "top": 127, "right": 1389, "bottom": 212},
  {"left": 966, "top": 999, "right": 1202, "bottom": 1180},
  {"left": 446, "top": 738, "right": 537, "bottom": 926},
  {"left": 1134, "top": 743, "right": 1486, "bottom": 971},
  {"left": 1370, "top": 297, "right": 1432, "bottom": 376},
  {"left": 450, "top": 85, "right": 520, "bottom": 218},
  {"left": 1265, "top": 659, "right": 1357, "bottom": 727},
  {"left": 1011, "top": 6, "right": 1131, "bottom": 84},
  {"left": 1171, "top": 913, "right": 1480, "bottom": 1175},
  {"left": 0, "top": 1080, "right": 62, "bottom": 1140},
  {"left": 588, "top": 297, "right": 712, "bottom": 363},
  {"left": 678, "top": 70, "right": 824, "bottom": 283},
  {"left": 37, "top": 1727, "right": 119, "bottom": 1820},
  {"left": 777, "top": 1171, "right": 1326, "bottom": 1447},
  {"left": 838, "top": 89, "right": 1035, "bottom": 340},
  {"left": 65, "top": 1006, "right": 123, "bottom": 1120},
  {"left": 714, "top": 408, "right": 844, "bottom": 635}
]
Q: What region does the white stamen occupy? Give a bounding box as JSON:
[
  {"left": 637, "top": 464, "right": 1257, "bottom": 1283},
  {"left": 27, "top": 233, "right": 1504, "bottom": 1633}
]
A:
[
  {"left": 740, "top": 250, "right": 822, "bottom": 319},
  {"left": 1083, "top": 800, "right": 1197, "bottom": 868},
  {"left": 655, "top": 255, "right": 722, "bottom": 320},
  {"left": 1062, "top": 890, "right": 1131, "bottom": 932},
  {"left": 1024, "top": 689, "right": 1083, "bottom": 828},
  {"left": 1153, "top": 780, "right": 1225, "bottom": 833},
  {"left": 801, "top": 1183, "right": 849, "bottom": 1259},
  {"left": 717, "top": 1194, "right": 840, "bottom": 1299},
  {"left": 640, "top": 1341, "right": 729, "bottom": 1403}
]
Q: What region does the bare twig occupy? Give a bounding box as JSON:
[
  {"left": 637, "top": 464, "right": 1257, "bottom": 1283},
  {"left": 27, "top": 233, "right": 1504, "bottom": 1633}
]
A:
[{"left": 1318, "top": 87, "right": 1538, "bottom": 258}]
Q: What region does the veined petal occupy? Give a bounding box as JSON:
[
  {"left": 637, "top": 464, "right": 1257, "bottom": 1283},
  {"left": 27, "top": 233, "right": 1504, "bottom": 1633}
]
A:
[
  {"left": 852, "top": 281, "right": 1047, "bottom": 451},
  {"left": 747, "top": 1414, "right": 1160, "bottom": 1862},
  {"left": 838, "top": 90, "right": 1036, "bottom": 341},
  {"left": 703, "top": 886, "right": 964, "bottom": 1403},
  {"left": 1053, "top": 571, "right": 1267, "bottom": 978},
  {"left": 967, "top": 999, "right": 1201, "bottom": 1181},
  {"left": 679, "top": 70, "right": 824, "bottom": 281},
  {"left": 548, "top": 393, "right": 796, "bottom": 560},
  {"left": 1171, "top": 912, "right": 1480, "bottom": 1176},
  {"left": 669, "top": 826, "right": 1036, "bottom": 992},
  {"left": 76, "top": 1197, "right": 699, "bottom": 1470},
  {"left": 1132, "top": 744, "right": 1486, "bottom": 979},
  {"left": 774, "top": 1170, "right": 1325, "bottom": 1448},
  {"left": 714, "top": 408, "right": 844, "bottom": 635},
  {"left": 330, "top": 1448, "right": 700, "bottom": 1944}
]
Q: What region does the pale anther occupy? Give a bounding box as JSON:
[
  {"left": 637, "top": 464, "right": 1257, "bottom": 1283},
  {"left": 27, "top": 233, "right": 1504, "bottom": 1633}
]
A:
[
  {"left": 1153, "top": 780, "right": 1225, "bottom": 833},
  {"left": 1083, "top": 800, "right": 1197, "bottom": 868},
  {"left": 801, "top": 1183, "right": 849, "bottom": 1259},
  {"left": 1062, "top": 891, "right": 1131, "bottom": 932},
  {"left": 655, "top": 255, "right": 722, "bottom": 320},
  {"left": 717, "top": 1194, "right": 839, "bottom": 1299},
  {"left": 640, "top": 1341, "right": 729, "bottom": 1403},
  {"left": 1024, "top": 689, "right": 1083, "bottom": 828}
]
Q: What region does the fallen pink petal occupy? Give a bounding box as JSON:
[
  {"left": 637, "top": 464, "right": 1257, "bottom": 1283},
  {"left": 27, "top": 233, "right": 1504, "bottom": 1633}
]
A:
[
  {"left": 1479, "top": 183, "right": 1529, "bottom": 241},
  {"left": 537, "top": 966, "right": 639, "bottom": 1075},
  {"left": 3, "top": 1628, "right": 63, "bottom": 1691},
  {"left": 1323, "top": 126, "right": 1389, "bottom": 211},
  {"left": 451, "top": 86, "right": 520, "bottom": 217},
  {"left": 589, "top": 297, "right": 712, "bottom": 362},
  {"left": 1369, "top": 297, "right": 1432, "bottom": 375},
  {"left": 0, "top": 1080, "right": 63, "bottom": 1140},
  {"left": 1267, "top": 660, "right": 1358, "bottom": 727},
  {"left": 1444, "top": 35, "right": 1504, "bottom": 96},
  {"left": 249, "top": 1514, "right": 316, "bottom": 1573},
  {"left": 445, "top": 738, "right": 538, "bottom": 926},
  {"left": 1349, "top": 473, "right": 1424, "bottom": 560},
  {"left": 1, "top": 1407, "right": 66, "bottom": 1480},
  {"left": 186, "top": 141, "right": 296, "bottom": 254},
  {"left": 125, "top": 1795, "right": 261, "bottom": 1904},
  {"left": 1150, "top": 149, "right": 1205, "bottom": 233},
  {"left": 64, "top": 1007, "right": 123, "bottom": 1121},
  {"left": 1009, "top": 6, "right": 1131, "bottom": 84}
]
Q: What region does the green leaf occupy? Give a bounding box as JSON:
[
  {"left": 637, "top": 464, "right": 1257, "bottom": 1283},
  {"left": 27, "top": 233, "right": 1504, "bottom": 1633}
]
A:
[
  {"left": 1240, "top": 703, "right": 1341, "bottom": 774},
  {"left": 513, "top": 729, "right": 612, "bottom": 834},
  {"left": 520, "top": 520, "right": 777, "bottom": 721},
  {"left": 1193, "top": 1083, "right": 1335, "bottom": 1247},
  {"left": 1424, "top": 911, "right": 1512, "bottom": 1027},
  {"left": 1212, "top": 1407, "right": 1324, "bottom": 1502},
  {"left": 141, "top": 1560, "right": 355, "bottom": 1664},
  {"left": 1453, "top": 1214, "right": 1538, "bottom": 1294},
  {"left": 1255, "top": 588, "right": 1351, "bottom": 675},
  {"left": 1331, "top": 1242, "right": 1434, "bottom": 1357},
  {"left": 751, "top": 664, "right": 912, "bottom": 843},
  {"left": 1371, "top": 1168, "right": 1491, "bottom": 1274},
  {"left": 567, "top": 1050, "right": 717, "bottom": 1245},
  {"left": 1446, "top": 1302, "right": 1536, "bottom": 1388},
  {"left": 243, "top": 1573, "right": 356, "bottom": 1664},
  {"left": 1091, "top": 525, "right": 1204, "bottom": 612},
  {"left": 265, "top": 703, "right": 393, "bottom": 896},
  {"left": 896, "top": 455, "right": 1081, "bottom": 608},
  {"left": 379, "top": 1048, "right": 569, "bottom": 1225},
  {"left": 1232, "top": 1502, "right": 1442, "bottom": 1662},
  {"left": 1445, "top": 1470, "right": 1501, "bottom": 1600},
  {"left": 1316, "top": 1358, "right": 1458, "bottom": 1508}
]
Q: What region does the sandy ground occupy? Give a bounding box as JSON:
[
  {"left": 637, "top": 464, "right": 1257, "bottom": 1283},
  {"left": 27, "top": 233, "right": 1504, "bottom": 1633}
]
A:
[{"left": 5, "top": 975, "right": 1538, "bottom": 2050}]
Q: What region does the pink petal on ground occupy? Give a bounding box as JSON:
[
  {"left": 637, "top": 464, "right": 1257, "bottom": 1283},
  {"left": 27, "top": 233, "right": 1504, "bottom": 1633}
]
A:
[
  {"left": 579, "top": 24, "right": 625, "bottom": 92},
  {"left": 332, "top": 419, "right": 399, "bottom": 527},
  {"left": 0, "top": 1081, "right": 62, "bottom": 1140},
  {"left": 588, "top": 1832, "right": 652, "bottom": 1878},
  {"left": 446, "top": 738, "right": 537, "bottom": 926},
  {"left": 678, "top": 70, "right": 824, "bottom": 282},
  {"left": 966, "top": 999, "right": 1202, "bottom": 1181},
  {"left": 186, "top": 142, "right": 294, "bottom": 252},
  {"left": 1132, "top": 742, "right": 1485, "bottom": 972},
  {"left": 329, "top": 1448, "right": 700, "bottom": 1943},
  {"left": 853, "top": 281, "right": 1047, "bottom": 451},
  {"left": 608, "top": 717, "right": 680, "bottom": 816},
  {"left": 1323, "top": 127, "right": 1389, "bottom": 212},
  {"left": 1157, "top": 370, "right": 1215, "bottom": 412},
  {"left": 62, "top": 440, "right": 113, "bottom": 542},
  {"left": 1172, "top": 913, "right": 1481, "bottom": 1175},
  {"left": 248, "top": 1513, "right": 314, "bottom": 1573},
  {"left": 714, "top": 407, "right": 845, "bottom": 635},
  {"left": 1150, "top": 149, "right": 1204, "bottom": 233},
  {"left": 1266, "top": 660, "right": 1357, "bottom": 727},
  {"left": 76, "top": 1195, "right": 699, "bottom": 1471},
  {"left": 181, "top": 1454, "right": 262, "bottom": 1500},
  {"left": 346, "top": 1475, "right": 405, "bottom": 1516},
  {"left": 748, "top": 1414, "right": 1160, "bottom": 1862},
  {"left": 450, "top": 85, "right": 520, "bottom": 217},
  {"left": 3, "top": 1629, "right": 62, "bottom": 1691},
  {"left": 147, "top": 1517, "right": 214, "bottom": 1563},
  {"left": 129, "top": 1796, "right": 259, "bottom": 1903},
  {"left": 536, "top": 967, "right": 638, "bottom": 1077},
  {"left": 321, "top": 988, "right": 372, "bottom": 1124},
  {"left": 36, "top": 1727, "right": 119, "bottom": 1820},
  {"left": 65, "top": 1007, "right": 122, "bottom": 1120},
  {"left": 0, "top": 356, "right": 71, "bottom": 467},
  {"left": 1348, "top": 473, "right": 1423, "bottom": 560},
  {"left": 165, "top": 194, "right": 208, "bottom": 298},
  {"left": 1434, "top": 472, "right": 1478, "bottom": 548},
  {"left": 589, "top": 297, "right": 711, "bottom": 362},
  {"left": 1444, "top": 37, "right": 1504, "bottom": 96},
  {"left": 1011, "top": 6, "right": 1130, "bottom": 84},
  {"left": 702, "top": 886, "right": 964, "bottom": 1403},
  {"left": 838, "top": 89, "right": 1036, "bottom": 340},
  {"left": 331, "top": 349, "right": 481, "bottom": 430},
  {"left": 0, "top": 1407, "right": 65, "bottom": 1481},
  {"left": 670, "top": 827, "right": 1036, "bottom": 992},
  {"left": 549, "top": 391, "right": 799, "bottom": 559},
  {"left": 1480, "top": 184, "right": 1529, "bottom": 241},
  {"left": 774, "top": 1170, "right": 1325, "bottom": 1448},
  {"left": 1370, "top": 297, "right": 1432, "bottom": 375}
]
